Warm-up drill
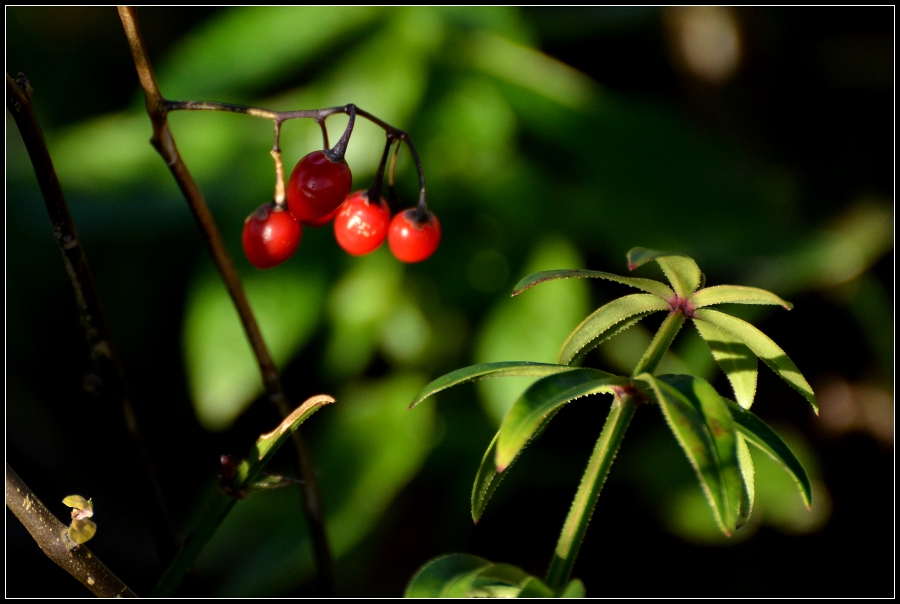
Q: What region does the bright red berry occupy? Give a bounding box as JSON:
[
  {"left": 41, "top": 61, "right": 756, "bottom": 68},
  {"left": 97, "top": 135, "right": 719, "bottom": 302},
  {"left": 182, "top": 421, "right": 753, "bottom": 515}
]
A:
[
  {"left": 333, "top": 191, "right": 391, "bottom": 256},
  {"left": 287, "top": 150, "right": 352, "bottom": 225},
  {"left": 242, "top": 203, "right": 301, "bottom": 269},
  {"left": 388, "top": 208, "right": 441, "bottom": 263}
]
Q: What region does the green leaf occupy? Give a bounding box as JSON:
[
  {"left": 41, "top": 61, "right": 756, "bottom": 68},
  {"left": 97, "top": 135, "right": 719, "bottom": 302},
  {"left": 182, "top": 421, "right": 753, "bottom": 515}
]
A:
[
  {"left": 722, "top": 398, "right": 812, "bottom": 508},
  {"left": 693, "top": 318, "right": 758, "bottom": 409},
  {"left": 513, "top": 269, "right": 674, "bottom": 300},
  {"left": 405, "top": 553, "right": 491, "bottom": 597},
  {"left": 471, "top": 431, "right": 504, "bottom": 523},
  {"left": 557, "top": 294, "right": 669, "bottom": 365},
  {"left": 410, "top": 558, "right": 555, "bottom": 598},
  {"left": 184, "top": 270, "right": 326, "bottom": 431},
  {"left": 559, "top": 578, "right": 586, "bottom": 598},
  {"left": 736, "top": 435, "right": 756, "bottom": 525},
  {"left": 693, "top": 308, "right": 818, "bottom": 413},
  {"left": 475, "top": 238, "right": 590, "bottom": 425},
  {"left": 690, "top": 285, "right": 792, "bottom": 310},
  {"left": 641, "top": 374, "right": 745, "bottom": 536},
  {"left": 627, "top": 248, "right": 702, "bottom": 298},
  {"left": 409, "top": 361, "right": 582, "bottom": 409},
  {"left": 496, "top": 370, "right": 629, "bottom": 471}
]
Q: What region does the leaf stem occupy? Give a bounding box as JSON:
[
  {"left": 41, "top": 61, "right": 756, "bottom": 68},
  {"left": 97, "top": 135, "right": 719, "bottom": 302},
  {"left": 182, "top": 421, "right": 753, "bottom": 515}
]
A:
[
  {"left": 6, "top": 71, "right": 179, "bottom": 566},
  {"left": 152, "top": 395, "right": 334, "bottom": 597},
  {"left": 545, "top": 394, "right": 637, "bottom": 592},
  {"left": 118, "top": 7, "right": 336, "bottom": 594}
]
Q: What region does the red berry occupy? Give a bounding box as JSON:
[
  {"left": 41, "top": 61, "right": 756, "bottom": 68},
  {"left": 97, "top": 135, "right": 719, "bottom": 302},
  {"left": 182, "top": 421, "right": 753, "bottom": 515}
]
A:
[
  {"left": 388, "top": 208, "right": 441, "bottom": 263},
  {"left": 242, "top": 203, "right": 301, "bottom": 269},
  {"left": 287, "top": 150, "right": 352, "bottom": 225},
  {"left": 303, "top": 203, "right": 342, "bottom": 228},
  {"left": 333, "top": 191, "right": 391, "bottom": 256}
]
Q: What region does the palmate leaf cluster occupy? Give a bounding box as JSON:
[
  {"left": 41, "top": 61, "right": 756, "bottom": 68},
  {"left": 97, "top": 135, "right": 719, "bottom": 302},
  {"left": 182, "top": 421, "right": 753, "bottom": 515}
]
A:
[{"left": 407, "top": 247, "right": 817, "bottom": 597}]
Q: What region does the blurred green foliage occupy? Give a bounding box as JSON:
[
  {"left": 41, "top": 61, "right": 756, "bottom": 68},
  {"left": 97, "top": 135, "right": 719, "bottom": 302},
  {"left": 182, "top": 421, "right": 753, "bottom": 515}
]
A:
[{"left": 7, "top": 6, "right": 892, "bottom": 597}]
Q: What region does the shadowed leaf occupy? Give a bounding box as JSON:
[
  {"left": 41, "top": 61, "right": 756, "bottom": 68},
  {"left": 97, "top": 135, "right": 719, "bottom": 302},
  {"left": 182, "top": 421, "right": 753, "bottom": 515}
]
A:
[
  {"left": 496, "top": 370, "right": 629, "bottom": 471},
  {"left": 641, "top": 374, "right": 745, "bottom": 536},
  {"left": 558, "top": 294, "right": 669, "bottom": 365},
  {"left": 693, "top": 318, "right": 758, "bottom": 409},
  {"left": 513, "top": 269, "right": 673, "bottom": 299},
  {"left": 691, "top": 285, "right": 792, "bottom": 310},
  {"left": 723, "top": 398, "right": 812, "bottom": 508},
  {"left": 693, "top": 308, "right": 818, "bottom": 413},
  {"left": 627, "top": 247, "right": 701, "bottom": 298},
  {"left": 409, "top": 361, "right": 580, "bottom": 409}
]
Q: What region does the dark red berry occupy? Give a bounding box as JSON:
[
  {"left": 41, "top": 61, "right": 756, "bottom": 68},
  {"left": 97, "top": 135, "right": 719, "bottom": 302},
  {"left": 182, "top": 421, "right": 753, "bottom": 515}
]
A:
[
  {"left": 388, "top": 208, "right": 441, "bottom": 263},
  {"left": 302, "top": 203, "right": 342, "bottom": 228},
  {"left": 287, "top": 150, "right": 352, "bottom": 225},
  {"left": 242, "top": 203, "right": 301, "bottom": 269},
  {"left": 334, "top": 191, "right": 391, "bottom": 256}
]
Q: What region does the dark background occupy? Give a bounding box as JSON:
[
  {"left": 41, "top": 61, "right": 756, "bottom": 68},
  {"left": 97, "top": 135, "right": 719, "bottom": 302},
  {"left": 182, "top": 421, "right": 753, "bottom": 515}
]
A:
[{"left": 7, "top": 7, "right": 893, "bottom": 597}]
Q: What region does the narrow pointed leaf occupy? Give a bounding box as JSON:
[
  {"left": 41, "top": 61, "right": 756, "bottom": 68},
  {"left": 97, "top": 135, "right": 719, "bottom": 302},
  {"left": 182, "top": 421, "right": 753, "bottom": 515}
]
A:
[
  {"left": 405, "top": 554, "right": 491, "bottom": 597},
  {"left": 691, "top": 285, "right": 793, "bottom": 310},
  {"left": 641, "top": 374, "right": 745, "bottom": 536},
  {"left": 558, "top": 294, "right": 669, "bottom": 365},
  {"left": 736, "top": 435, "right": 755, "bottom": 528},
  {"left": 693, "top": 318, "right": 758, "bottom": 409},
  {"left": 408, "top": 361, "right": 579, "bottom": 409},
  {"left": 693, "top": 308, "right": 818, "bottom": 413},
  {"left": 722, "top": 397, "right": 812, "bottom": 508},
  {"left": 513, "top": 269, "right": 674, "bottom": 300},
  {"left": 627, "top": 247, "right": 701, "bottom": 298},
  {"left": 472, "top": 431, "right": 508, "bottom": 523},
  {"left": 496, "top": 370, "right": 629, "bottom": 471}
]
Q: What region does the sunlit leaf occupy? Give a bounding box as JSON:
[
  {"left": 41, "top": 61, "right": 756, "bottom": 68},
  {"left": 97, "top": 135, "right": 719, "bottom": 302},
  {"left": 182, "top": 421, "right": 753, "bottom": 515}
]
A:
[
  {"left": 722, "top": 398, "right": 812, "bottom": 508},
  {"left": 62, "top": 495, "right": 93, "bottom": 519},
  {"left": 405, "top": 553, "right": 491, "bottom": 597},
  {"left": 641, "top": 374, "right": 744, "bottom": 536},
  {"left": 513, "top": 269, "right": 673, "bottom": 299},
  {"left": 693, "top": 318, "right": 757, "bottom": 409},
  {"left": 558, "top": 294, "right": 669, "bottom": 365},
  {"left": 184, "top": 270, "right": 326, "bottom": 431},
  {"left": 627, "top": 248, "right": 701, "bottom": 298},
  {"left": 410, "top": 361, "right": 580, "bottom": 409},
  {"left": 497, "top": 369, "right": 628, "bottom": 471},
  {"left": 67, "top": 518, "right": 97, "bottom": 546},
  {"left": 475, "top": 238, "right": 589, "bottom": 424},
  {"left": 158, "top": 7, "right": 383, "bottom": 99},
  {"left": 693, "top": 308, "right": 818, "bottom": 413},
  {"left": 690, "top": 285, "right": 792, "bottom": 310}
]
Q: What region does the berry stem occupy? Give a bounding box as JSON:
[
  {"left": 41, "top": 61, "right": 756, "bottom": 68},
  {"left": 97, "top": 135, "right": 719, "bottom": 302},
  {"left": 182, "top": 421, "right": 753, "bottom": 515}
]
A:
[
  {"left": 328, "top": 103, "right": 355, "bottom": 161},
  {"left": 119, "top": 7, "right": 336, "bottom": 595},
  {"left": 271, "top": 122, "right": 286, "bottom": 207},
  {"left": 367, "top": 135, "right": 394, "bottom": 204}
]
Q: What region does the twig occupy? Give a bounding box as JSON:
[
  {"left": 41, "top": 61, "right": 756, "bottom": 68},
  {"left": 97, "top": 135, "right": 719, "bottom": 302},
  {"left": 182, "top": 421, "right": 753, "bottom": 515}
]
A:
[
  {"left": 118, "top": 6, "right": 336, "bottom": 594},
  {"left": 6, "top": 71, "right": 179, "bottom": 567},
  {"left": 6, "top": 463, "right": 138, "bottom": 598}
]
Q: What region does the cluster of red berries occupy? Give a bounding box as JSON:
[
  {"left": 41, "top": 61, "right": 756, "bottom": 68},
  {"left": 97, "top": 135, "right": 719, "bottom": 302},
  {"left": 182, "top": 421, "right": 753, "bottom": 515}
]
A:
[{"left": 242, "top": 149, "right": 440, "bottom": 269}]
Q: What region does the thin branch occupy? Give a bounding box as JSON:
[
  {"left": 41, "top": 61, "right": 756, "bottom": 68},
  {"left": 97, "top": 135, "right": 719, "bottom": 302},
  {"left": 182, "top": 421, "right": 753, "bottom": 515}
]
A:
[
  {"left": 6, "top": 463, "right": 138, "bottom": 598},
  {"left": 118, "top": 6, "right": 335, "bottom": 594},
  {"left": 6, "top": 72, "right": 179, "bottom": 567}
]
